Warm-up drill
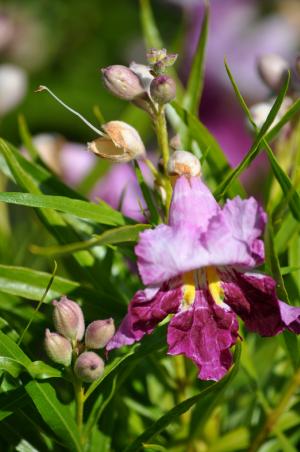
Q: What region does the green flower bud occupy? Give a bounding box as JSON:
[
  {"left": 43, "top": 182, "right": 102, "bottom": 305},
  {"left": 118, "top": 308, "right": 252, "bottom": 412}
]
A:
[
  {"left": 44, "top": 329, "right": 72, "bottom": 367},
  {"left": 53, "top": 297, "right": 85, "bottom": 341},
  {"left": 74, "top": 352, "right": 104, "bottom": 383},
  {"left": 150, "top": 75, "right": 176, "bottom": 104},
  {"left": 85, "top": 318, "right": 115, "bottom": 349},
  {"left": 101, "top": 65, "right": 144, "bottom": 100}
]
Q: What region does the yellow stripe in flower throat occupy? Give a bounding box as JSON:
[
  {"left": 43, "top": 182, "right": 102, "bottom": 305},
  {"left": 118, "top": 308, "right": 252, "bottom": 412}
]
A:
[
  {"left": 206, "top": 266, "right": 224, "bottom": 306},
  {"left": 182, "top": 271, "right": 196, "bottom": 306}
]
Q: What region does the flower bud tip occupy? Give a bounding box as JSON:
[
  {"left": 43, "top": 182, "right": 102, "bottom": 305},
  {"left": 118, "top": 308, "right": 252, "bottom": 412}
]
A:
[{"left": 74, "top": 351, "right": 104, "bottom": 383}]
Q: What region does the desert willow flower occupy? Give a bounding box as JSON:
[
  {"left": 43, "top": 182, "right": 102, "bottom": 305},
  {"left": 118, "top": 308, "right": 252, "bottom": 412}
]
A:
[
  {"left": 36, "top": 85, "right": 146, "bottom": 162},
  {"left": 107, "top": 151, "right": 300, "bottom": 381}
]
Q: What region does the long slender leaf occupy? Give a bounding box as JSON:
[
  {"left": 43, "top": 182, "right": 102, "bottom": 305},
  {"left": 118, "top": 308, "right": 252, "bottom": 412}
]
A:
[
  {"left": 134, "top": 161, "right": 160, "bottom": 225},
  {"left": 0, "top": 330, "right": 31, "bottom": 368},
  {"left": 31, "top": 223, "right": 149, "bottom": 256},
  {"left": 0, "top": 264, "right": 125, "bottom": 317},
  {"left": 183, "top": 1, "right": 209, "bottom": 114},
  {"left": 25, "top": 381, "right": 83, "bottom": 452},
  {"left": 125, "top": 344, "right": 241, "bottom": 452},
  {"left": 0, "top": 191, "right": 127, "bottom": 226},
  {"left": 224, "top": 61, "right": 300, "bottom": 221},
  {"left": 214, "top": 71, "right": 290, "bottom": 199}
]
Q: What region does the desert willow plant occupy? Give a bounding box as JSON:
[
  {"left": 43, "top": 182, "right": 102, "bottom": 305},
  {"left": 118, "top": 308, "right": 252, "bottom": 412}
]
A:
[{"left": 35, "top": 47, "right": 300, "bottom": 450}]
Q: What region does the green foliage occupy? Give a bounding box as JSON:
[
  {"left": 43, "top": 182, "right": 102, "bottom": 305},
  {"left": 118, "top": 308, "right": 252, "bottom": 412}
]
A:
[{"left": 0, "top": 1, "right": 300, "bottom": 451}]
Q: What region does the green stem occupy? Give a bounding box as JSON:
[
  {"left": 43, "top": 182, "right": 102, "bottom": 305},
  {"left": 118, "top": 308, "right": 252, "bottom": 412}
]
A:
[
  {"left": 154, "top": 106, "right": 173, "bottom": 216},
  {"left": 248, "top": 367, "right": 300, "bottom": 452},
  {"left": 155, "top": 106, "right": 170, "bottom": 174},
  {"left": 74, "top": 380, "right": 85, "bottom": 439}
]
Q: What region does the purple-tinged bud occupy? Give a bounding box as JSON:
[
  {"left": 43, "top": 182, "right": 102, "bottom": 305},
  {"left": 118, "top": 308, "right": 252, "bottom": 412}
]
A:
[
  {"left": 74, "top": 352, "right": 104, "bottom": 383},
  {"left": 88, "top": 120, "right": 146, "bottom": 162},
  {"left": 85, "top": 319, "right": 115, "bottom": 349},
  {"left": 53, "top": 297, "right": 85, "bottom": 341},
  {"left": 44, "top": 329, "right": 72, "bottom": 367},
  {"left": 101, "top": 65, "right": 144, "bottom": 101},
  {"left": 257, "top": 54, "right": 289, "bottom": 92},
  {"left": 150, "top": 75, "right": 176, "bottom": 104},
  {"left": 167, "top": 150, "right": 201, "bottom": 178}
]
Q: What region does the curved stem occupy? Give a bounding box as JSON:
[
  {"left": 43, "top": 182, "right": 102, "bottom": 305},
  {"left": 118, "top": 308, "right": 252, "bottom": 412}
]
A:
[{"left": 248, "top": 367, "right": 300, "bottom": 452}]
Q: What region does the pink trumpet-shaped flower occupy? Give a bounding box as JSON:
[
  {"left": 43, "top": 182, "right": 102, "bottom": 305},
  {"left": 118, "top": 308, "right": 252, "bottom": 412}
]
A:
[{"left": 108, "top": 167, "right": 300, "bottom": 381}]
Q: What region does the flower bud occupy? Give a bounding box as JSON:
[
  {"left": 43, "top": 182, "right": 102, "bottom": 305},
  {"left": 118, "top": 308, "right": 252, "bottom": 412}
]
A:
[
  {"left": 167, "top": 150, "right": 201, "bottom": 177},
  {"left": 101, "top": 65, "right": 145, "bottom": 101},
  {"left": 44, "top": 329, "right": 72, "bottom": 367},
  {"left": 257, "top": 54, "right": 289, "bottom": 92},
  {"left": 74, "top": 351, "right": 104, "bottom": 383},
  {"left": 150, "top": 75, "right": 176, "bottom": 104},
  {"left": 85, "top": 318, "right": 115, "bottom": 349},
  {"left": 53, "top": 297, "right": 85, "bottom": 341},
  {"left": 88, "top": 120, "right": 146, "bottom": 162}
]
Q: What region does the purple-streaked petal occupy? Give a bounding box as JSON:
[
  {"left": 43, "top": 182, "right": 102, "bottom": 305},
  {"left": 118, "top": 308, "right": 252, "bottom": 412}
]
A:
[
  {"left": 106, "top": 280, "right": 183, "bottom": 351},
  {"left": 222, "top": 271, "right": 300, "bottom": 336},
  {"left": 167, "top": 289, "right": 239, "bottom": 381},
  {"left": 169, "top": 176, "right": 219, "bottom": 230}
]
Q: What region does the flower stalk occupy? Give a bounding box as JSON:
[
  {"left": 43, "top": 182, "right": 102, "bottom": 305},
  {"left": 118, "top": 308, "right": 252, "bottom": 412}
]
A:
[{"left": 73, "top": 378, "right": 85, "bottom": 439}]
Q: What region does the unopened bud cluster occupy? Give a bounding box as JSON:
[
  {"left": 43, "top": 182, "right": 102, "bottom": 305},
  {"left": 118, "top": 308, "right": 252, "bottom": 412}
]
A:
[
  {"left": 101, "top": 47, "right": 177, "bottom": 111},
  {"left": 44, "top": 296, "right": 115, "bottom": 383}
]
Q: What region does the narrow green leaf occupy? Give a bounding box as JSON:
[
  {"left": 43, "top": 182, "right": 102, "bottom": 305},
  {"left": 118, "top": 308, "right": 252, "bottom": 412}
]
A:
[
  {"left": 0, "top": 139, "right": 111, "bottom": 288},
  {"left": 281, "top": 265, "right": 300, "bottom": 275},
  {"left": 214, "top": 71, "right": 290, "bottom": 199},
  {"left": 139, "top": 0, "right": 163, "bottom": 49},
  {"left": 18, "top": 261, "right": 57, "bottom": 346},
  {"left": 183, "top": 1, "right": 209, "bottom": 114},
  {"left": 27, "top": 361, "right": 62, "bottom": 379},
  {"left": 0, "top": 357, "right": 24, "bottom": 378},
  {"left": 0, "top": 191, "right": 127, "bottom": 226},
  {"left": 31, "top": 224, "right": 150, "bottom": 256},
  {"left": 266, "top": 146, "right": 300, "bottom": 221},
  {"left": 25, "top": 381, "right": 82, "bottom": 452},
  {"left": 125, "top": 344, "right": 241, "bottom": 452},
  {"left": 265, "top": 221, "right": 299, "bottom": 370},
  {"left": 265, "top": 97, "right": 300, "bottom": 144},
  {"left": 18, "top": 115, "right": 39, "bottom": 161},
  {"left": 171, "top": 102, "right": 245, "bottom": 197},
  {"left": 275, "top": 213, "right": 300, "bottom": 254},
  {"left": 0, "top": 264, "right": 80, "bottom": 301},
  {"left": 0, "top": 330, "right": 31, "bottom": 368},
  {"left": 224, "top": 61, "right": 300, "bottom": 221}
]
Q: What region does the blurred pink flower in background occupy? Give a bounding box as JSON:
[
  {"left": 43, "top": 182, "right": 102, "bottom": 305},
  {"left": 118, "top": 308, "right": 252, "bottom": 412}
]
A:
[{"left": 168, "top": 0, "right": 299, "bottom": 188}]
